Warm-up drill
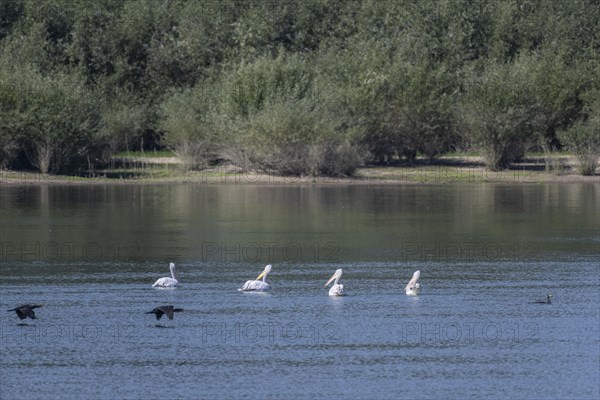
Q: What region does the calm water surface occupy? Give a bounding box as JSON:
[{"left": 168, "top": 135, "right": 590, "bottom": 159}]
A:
[{"left": 1, "top": 183, "right": 599, "bottom": 399}]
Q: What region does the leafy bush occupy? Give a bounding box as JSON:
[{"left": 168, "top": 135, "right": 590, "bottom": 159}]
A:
[
  {"left": 0, "top": 64, "right": 21, "bottom": 168},
  {"left": 557, "top": 95, "right": 600, "bottom": 175},
  {"left": 215, "top": 53, "right": 362, "bottom": 176},
  {"left": 459, "top": 58, "right": 538, "bottom": 170},
  {"left": 523, "top": 50, "right": 588, "bottom": 170},
  {"left": 2, "top": 0, "right": 600, "bottom": 177},
  {"left": 226, "top": 98, "right": 361, "bottom": 177},
  {"left": 558, "top": 121, "right": 599, "bottom": 175},
  {"left": 100, "top": 98, "right": 151, "bottom": 157},
  {"left": 159, "top": 84, "right": 220, "bottom": 170},
  {"left": 0, "top": 65, "right": 103, "bottom": 173},
  {"left": 332, "top": 39, "right": 459, "bottom": 165},
  {"left": 220, "top": 52, "right": 314, "bottom": 117}
]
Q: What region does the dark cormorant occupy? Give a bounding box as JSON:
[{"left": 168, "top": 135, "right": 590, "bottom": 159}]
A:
[
  {"left": 146, "top": 305, "right": 183, "bottom": 320},
  {"left": 534, "top": 294, "right": 553, "bottom": 304},
  {"left": 7, "top": 304, "right": 44, "bottom": 320}
]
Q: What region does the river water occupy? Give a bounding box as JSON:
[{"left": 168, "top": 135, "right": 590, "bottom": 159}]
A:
[{"left": 1, "top": 183, "right": 598, "bottom": 399}]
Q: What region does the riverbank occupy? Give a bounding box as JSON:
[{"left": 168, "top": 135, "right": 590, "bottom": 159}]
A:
[{"left": 1, "top": 155, "right": 598, "bottom": 185}]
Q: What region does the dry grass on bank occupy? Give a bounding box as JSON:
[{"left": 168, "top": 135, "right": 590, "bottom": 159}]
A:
[{"left": 1, "top": 155, "right": 598, "bottom": 185}]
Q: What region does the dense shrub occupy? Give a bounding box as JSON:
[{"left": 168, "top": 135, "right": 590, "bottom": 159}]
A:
[
  {"left": 558, "top": 121, "right": 599, "bottom": 175},
  {"left": 557, "top": 95, "right": 600, "bottom": 175},
  {"left": 225, "top": 98, "right": 361, "bottom": 177},
  {"left": 1, "top": 0, "right": 599, "bottom": 176},
  {"left": 159, "top": 84, "right": 220, "bottom": 170},
  {"left": 459, "top": 58, "right": 539, "bottom": 170},
  {"left": 0, "top": 64, "right": 20, "bottom": 168},
  {"left": 0, "top": 65, "right": 103, "bottom": 173},
  {"left": 214, "top": 53, "right": 362, "bottom": 176},
  {"left": 330, "top": 38, "right": 459, "bottom": 165}
]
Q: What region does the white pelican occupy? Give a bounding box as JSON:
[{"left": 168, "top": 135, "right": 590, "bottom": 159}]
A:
[
  {"left": 239, "top": 264, "right": 272, "bottom": 292},
  {"left": 152, "top": 262, "right": 180, "bottom": 287},
  {"left": 405, "top": 270, "right": 421, "bottom": 296},
  {"left": 7, "top": 304, "right": 44, "bottom": 320},
  {"left": 324, "top": 268, "right": 345, "bottom": 296},
  {"left": 146, "top": 305, "right": 183, "bottom": 320}
]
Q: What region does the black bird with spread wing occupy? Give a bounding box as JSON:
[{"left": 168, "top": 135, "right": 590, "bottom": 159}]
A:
[
  {"left": 7, "top": 304, "right": 44, "bottom": 320},
  {"left": 146, "top": 305, "right": 183, "bottom": 320}
]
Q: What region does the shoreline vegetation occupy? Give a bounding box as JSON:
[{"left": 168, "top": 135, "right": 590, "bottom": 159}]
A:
[
  {"left": 1, "top": 153, "right": 597, "bottom": 185},
  {"left": 1, "top": 1, "right": 599, "bottom": 180}
]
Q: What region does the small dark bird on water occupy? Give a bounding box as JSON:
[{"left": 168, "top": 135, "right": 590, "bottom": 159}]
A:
[
  {"left": 534, "top": 294, "right": 553, "bottom": 304},
  {"left": 7, "top": 304, "right": 44, "bottom": 320},
  {"left": 146, "top": 305, "right": 183, "bottom": 320}
]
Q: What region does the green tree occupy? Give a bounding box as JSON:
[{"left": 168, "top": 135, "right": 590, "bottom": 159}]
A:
[
  {"left": 0, "top": 0, "right": 24, "bottom": 41},
  {"left": 459, "top": 57, "right": 538, "bottom": 170},
  {"left": 527, "top": 51, "right": 587, "bottom": 169},
  {"left": 1, "top": 66, "right": 103, "bottom": 173},
  {"left": 0, "top": 61, "right": 21, "bottom": 168},
  {"left": 159, "top": 83, "right": 219, "bottom": 170},
  {"left": 557, "top": 93, "right": 600, "bottom": 175},
  {"left": 2, "top": 0, "right": 600, "bottom": 177},
  {"left": 215, "top": 52, "right": 362, "bottom": 176}
]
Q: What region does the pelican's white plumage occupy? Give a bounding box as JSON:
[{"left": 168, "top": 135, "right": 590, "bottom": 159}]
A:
[
  {"left": 324, "top": 268, "right": 345, "bottom": 296},
  {"left": 239, "top": 264, "right": 272, "bottom": 292},
  {"left": 152, "top": 262, "right": 180, "bottom": 287},
  {"left": 405, "top": 270, "right": 421, "bottom": 296}
]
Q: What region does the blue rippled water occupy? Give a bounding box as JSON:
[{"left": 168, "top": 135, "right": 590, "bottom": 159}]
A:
[{"left": 1, "top": 184, "right": 599, "bottom": 399}]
